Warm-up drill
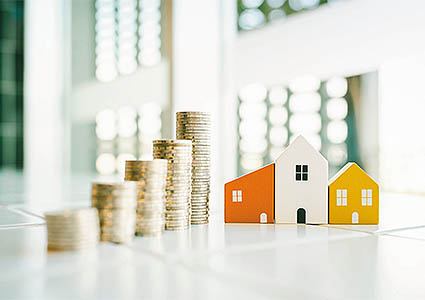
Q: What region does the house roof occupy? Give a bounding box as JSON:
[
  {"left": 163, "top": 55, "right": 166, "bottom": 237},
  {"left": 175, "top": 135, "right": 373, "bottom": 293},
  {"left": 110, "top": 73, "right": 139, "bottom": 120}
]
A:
[
  {"left": 274, "top": 135, "right": 327, "bottom": 163},
  {"left": 328, "top": 162, "right": 378, "bottom": 185},
  {"left": 328, "top": 162, "right": 355, "bottom": 185},
  {"left": 225, "top": 163, "right": 275, "bottom": 185}
]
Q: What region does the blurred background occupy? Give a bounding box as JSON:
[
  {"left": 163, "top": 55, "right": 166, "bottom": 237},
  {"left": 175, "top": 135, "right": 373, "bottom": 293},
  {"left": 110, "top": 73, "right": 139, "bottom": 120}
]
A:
[{"left": 1, "top": 0, "right": 425, "bottom": 212}]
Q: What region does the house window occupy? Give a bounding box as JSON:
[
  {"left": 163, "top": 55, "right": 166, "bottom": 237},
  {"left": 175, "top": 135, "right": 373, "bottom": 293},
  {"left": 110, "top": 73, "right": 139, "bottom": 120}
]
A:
[
  {"left": 232, "top": 190, "right": 242, "bottom": 202},
  {"left": 336, "top": 189, "right": 347, "bottom": 206},
  {"left": 362, "top": 189, "right": 372, "bottom": 206},
  {"left": 295, "top": 165, "right": 308, "bottom": 181}
]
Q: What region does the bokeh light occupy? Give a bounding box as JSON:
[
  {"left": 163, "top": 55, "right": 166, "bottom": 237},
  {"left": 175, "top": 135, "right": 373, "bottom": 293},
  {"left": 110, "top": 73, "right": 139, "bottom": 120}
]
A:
[
  {"left": 96, "top": 153, "right": 116, "bottom": 175},
  {"left": 327, "top": 120, "right": 348, "bottom": 144},
  {"left": 289, "top": 92, "right": 321, "bottom": 113},
  {"left": 327, "top": 98, "right": 348, "bottom": 120},
  {"left": 242, "top": 0, "right": 265, "bottom": 8},
  {"left": 239, "top": 83, "right": 268, "bottom": 103},
  {"left": 269, "top": 86, "right": 288, "bottom": 105},
  {"left": 239, "top": 9, "right": 266, "bottom": 30},
  {"left": 289, "top": 75, "right": 320, "bottom": 93},
  {"left": 269, "top": 126, "right": 288, "bottom": 146},
  {"left": 239, "top": 102, "right": 267, "bottom": 120},
  {"left": 326, "top": 77, "right": 348, "bottom": 98},
  {"left": 327, "top": 144, "right": 348, "bottom": 165},
  {"left": 268, "top": 106, "right": 288, "bottom": 125},
  {"left": 289, "top": 113, "right": 322, "bottom": 134},
  {"left": 241, "top": 153, "right": 264, "bottom": 170}
]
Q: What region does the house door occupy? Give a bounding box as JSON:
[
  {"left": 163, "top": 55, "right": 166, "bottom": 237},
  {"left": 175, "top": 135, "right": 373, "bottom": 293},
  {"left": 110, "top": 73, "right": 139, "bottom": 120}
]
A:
[
  {"left": 297, "top": 208, "right": 306, "bottom": 224},
  {"left": 352, "top": 212, "right": 359, "bottom": 224}
]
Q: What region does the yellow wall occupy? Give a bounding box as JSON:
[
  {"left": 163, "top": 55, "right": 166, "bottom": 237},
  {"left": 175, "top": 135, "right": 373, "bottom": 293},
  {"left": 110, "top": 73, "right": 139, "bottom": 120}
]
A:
[{"left": 329, "top": 164, "right": 379, "bottom": 224}]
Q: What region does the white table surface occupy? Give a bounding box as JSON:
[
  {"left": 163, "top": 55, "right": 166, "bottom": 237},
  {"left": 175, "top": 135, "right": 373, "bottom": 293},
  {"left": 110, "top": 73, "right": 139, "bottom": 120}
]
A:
[{"left": 1, "top": 172, "right": 425, "bottom": 300}]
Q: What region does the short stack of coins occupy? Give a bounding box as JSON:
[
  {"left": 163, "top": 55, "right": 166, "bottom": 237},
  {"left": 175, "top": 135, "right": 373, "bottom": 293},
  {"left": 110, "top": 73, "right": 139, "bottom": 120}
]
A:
[
  {"left": 176, "top": 111, "right": 211, "bottom": 225},
  {"left": 45, "top": 208, "right": 100, "bottom": 251},
  {"left": 153, "top": 139, "right": 192, "bottom": 230},
  {"left": 124, "top": 159, "right": 168, "bottom": 236},
  {"left": 91, "top": 182, "right": 137, "bottom": 243}
]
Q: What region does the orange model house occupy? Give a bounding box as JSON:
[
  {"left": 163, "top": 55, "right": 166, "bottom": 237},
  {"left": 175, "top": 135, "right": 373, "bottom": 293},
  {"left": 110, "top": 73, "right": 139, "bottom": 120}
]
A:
[
  {"left": 224, "top": 163, "right": 274, "bottom": 223},
  {"left": 329, "top": 162, "right": 379, "bottom": 224}
]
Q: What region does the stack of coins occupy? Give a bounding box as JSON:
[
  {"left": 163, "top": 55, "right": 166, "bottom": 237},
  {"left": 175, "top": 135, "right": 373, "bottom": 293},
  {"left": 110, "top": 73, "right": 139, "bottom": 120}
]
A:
[
  {"left": 45, "top": 208, "right": 100, "bottom": 251},
  {"left": 124, "top": 159, "right": 168, "bottom": 236},
  {"left": 176, "top": 112, "right": 211, "bottom": 225},
  {"left": 91, "top": 182, "right": 137, "bottom": 243},
  {"left": 153, "top": 139, "right": 192, "bottom": 230}
]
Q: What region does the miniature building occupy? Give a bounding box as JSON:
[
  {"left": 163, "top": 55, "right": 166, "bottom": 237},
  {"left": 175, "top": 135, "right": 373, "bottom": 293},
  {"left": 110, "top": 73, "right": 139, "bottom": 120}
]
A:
[
  {"left": 224, "top": 163, "right": 274, "bottom": 223},
  {"left": 275, "top": 135, "right": 328, "bottom": 224},
  {"left": 329, "top": 162, "right": 379, "bottom": 224}
]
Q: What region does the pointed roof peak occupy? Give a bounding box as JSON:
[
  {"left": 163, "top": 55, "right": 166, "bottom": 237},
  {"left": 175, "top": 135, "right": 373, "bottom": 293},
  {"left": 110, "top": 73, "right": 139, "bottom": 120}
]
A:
[
  {"left": 275, "top": 134, "right": 327, "bottom": 163},
  {"left": 328, "top": 162, "right": 377, "bottom": 185},
  {"left": 289, "top": 135, "right": 310, "bottom": 148}
]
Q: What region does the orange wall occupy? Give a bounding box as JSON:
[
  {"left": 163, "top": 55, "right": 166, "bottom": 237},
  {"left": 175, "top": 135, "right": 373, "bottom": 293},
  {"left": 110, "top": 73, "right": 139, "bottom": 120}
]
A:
[{"left": 224, "top": 164, "right": 274, "bottom": 223}]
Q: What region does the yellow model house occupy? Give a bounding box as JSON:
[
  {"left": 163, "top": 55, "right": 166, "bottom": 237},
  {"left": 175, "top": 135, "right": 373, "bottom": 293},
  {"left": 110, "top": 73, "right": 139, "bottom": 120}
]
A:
[{"left": 329, "top": 163, "right": 379, "bottom": 224}]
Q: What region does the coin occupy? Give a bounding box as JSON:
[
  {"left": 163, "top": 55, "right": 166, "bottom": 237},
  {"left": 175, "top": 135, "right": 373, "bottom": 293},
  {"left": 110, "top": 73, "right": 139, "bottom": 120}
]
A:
[
  {"left": 91, "top": 182, "right": 138, "bottom": 243},
  {"left": 45, "top": 208, "right": 100, "bottom": 251},
  {"left": 176, "top": 111, "right": 211, "bottom": 225},
  {"left": 153, "top": 140, "right": 192, "bottom": 231},
  {"left": 124, "top": 159, "right": 168, "bottom": 237}
]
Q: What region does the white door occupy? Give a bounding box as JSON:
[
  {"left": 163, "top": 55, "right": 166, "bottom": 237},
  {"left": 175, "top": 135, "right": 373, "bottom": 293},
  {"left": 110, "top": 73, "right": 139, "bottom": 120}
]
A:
[
  {"left": 352, "top": 212, "right": 359, "bottom": 224},
  {"left": 260, "top": 213, "right": 267, "bottom": 223}
]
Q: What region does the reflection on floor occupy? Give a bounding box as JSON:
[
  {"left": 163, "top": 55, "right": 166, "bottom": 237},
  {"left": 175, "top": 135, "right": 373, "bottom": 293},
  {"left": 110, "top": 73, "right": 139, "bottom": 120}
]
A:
[{"left": 1, "top": 172, "right": 425, "bottom": 299}]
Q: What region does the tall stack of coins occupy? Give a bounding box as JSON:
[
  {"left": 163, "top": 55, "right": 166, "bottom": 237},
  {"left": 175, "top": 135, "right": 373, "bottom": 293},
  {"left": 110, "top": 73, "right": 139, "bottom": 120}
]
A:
[
  {"left": 45, "top": 208, "right": 99, "bottom": 251},
  {"left": 153, "top": 139, "right": 192, "bottom": 230},
  {"left": 91, "top": 182, "right": 137, "bottom": 243},
  {"left": 176, "top": 112, "right": 211, "bottom": 225},
  {"left": 124, "top": 159, "right": 168, "bottom": 236}
]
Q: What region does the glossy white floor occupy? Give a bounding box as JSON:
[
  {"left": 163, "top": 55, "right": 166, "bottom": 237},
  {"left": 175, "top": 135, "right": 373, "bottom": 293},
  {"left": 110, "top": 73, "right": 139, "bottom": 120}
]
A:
[{"left": 1, "top": 172, "right": 425, "bottom": 300}]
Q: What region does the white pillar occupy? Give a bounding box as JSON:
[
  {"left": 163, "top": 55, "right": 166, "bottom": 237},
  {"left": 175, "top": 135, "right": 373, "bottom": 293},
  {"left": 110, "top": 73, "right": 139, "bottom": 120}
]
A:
[{"left": 24, "top": 0, "right": 70, "bottom": 204}]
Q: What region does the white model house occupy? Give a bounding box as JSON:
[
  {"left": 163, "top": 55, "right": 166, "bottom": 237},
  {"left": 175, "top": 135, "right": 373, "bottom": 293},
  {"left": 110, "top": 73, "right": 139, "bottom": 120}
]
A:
[{"left": 275, "top": 135, "right": 328, "bottom": 224}]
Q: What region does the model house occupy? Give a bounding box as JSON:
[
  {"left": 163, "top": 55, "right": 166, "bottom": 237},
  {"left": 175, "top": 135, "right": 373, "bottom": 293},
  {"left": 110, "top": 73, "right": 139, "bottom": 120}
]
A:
[
  {"left": 224, "top": 163, "right": 274, "bottom": 223},
  {"left": 275, "top": 135, "right": 328, "bottom": 224},
  {"left": 328, "top": 162, "right": 379, "bottom": 224},
  {"left": 224, "top": 135, "right": 378, "bottom": 225}
]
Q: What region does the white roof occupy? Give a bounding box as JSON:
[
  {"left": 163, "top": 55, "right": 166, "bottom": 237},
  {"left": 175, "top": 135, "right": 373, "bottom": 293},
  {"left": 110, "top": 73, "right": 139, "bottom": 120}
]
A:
[
  {"left": 274, "top": 135, "right": 327, "bottom": 163},
  {"left": 328, "top": 162, "right": 355, "bottom": 185}
]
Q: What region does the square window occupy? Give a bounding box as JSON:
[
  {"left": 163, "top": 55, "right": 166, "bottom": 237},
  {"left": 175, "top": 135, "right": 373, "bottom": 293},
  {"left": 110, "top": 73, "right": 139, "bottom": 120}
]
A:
[
  {"left": 337, "top": 190, "right": 341, "bottom": 197},
  {"left": 362, "top": 198, "right": 366, "bottom": 206},
  {"left": 337, "top": 197, "right": 341, "bottom": 206},
  {"left": 367, "top": 198, "right": 372, "bottom": 206},
  {"left": 362, "top": 189, "right": 367, "bottom": 197},
  {"left": 342, "top": 189, "right": 347, "bottom": 197},
  {"left": 295, "top": 164, "right": 309, "bottom": 181},
  {"left": 342, "top": 198, "right": 347, "bottom": 206}
]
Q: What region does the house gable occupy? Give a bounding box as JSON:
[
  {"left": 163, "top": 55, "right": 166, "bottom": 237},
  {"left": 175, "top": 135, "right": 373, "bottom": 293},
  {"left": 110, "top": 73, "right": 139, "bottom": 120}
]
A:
[
  {"left": 329, "top": 162, "right": 379, "bottom": 224},
  {"left": 329, "top": 162, "right": 378, "bottom": 187},
  {"left": 275, "top": 135, "right": 327, "bottom": 166},
  {"left": 224, "top": 163, "right": 275, "bottom": 223},
  {"left": 274, "top": 135, "right": 328, "bottom": 224}
]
